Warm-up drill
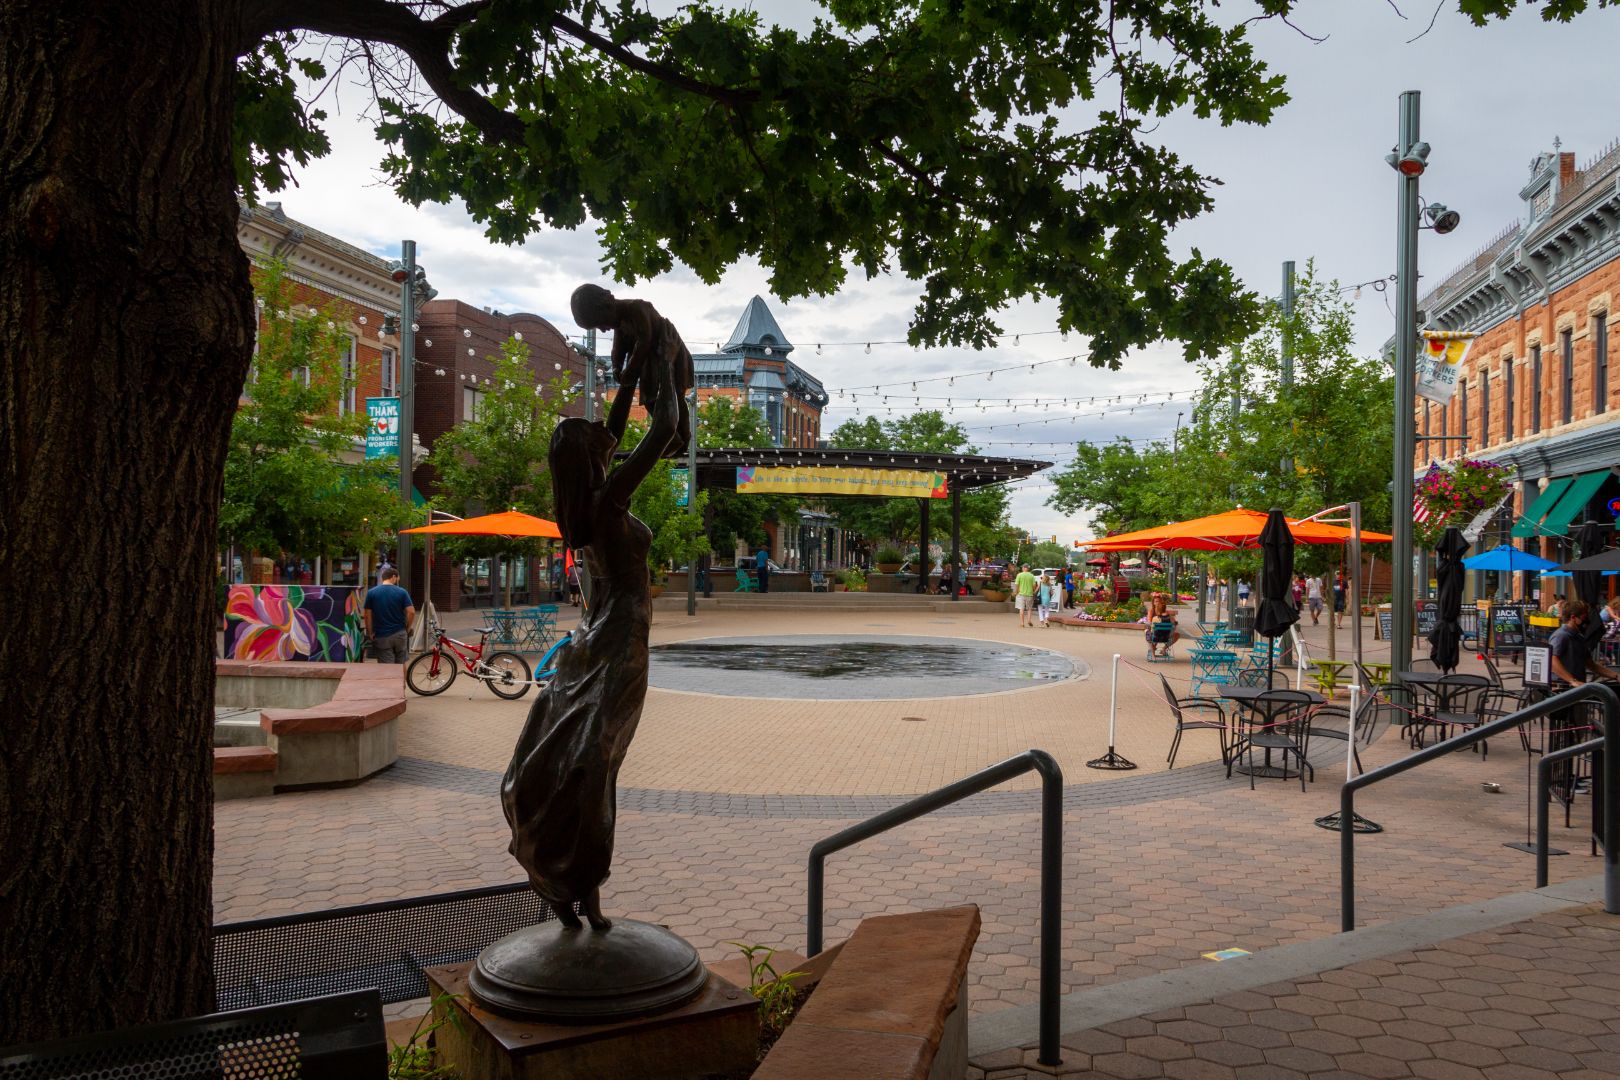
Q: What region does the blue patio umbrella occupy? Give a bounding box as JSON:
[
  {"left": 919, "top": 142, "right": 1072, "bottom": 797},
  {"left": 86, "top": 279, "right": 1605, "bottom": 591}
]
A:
[{"left": 1460, "top": 544, "right": 1560, "bottom": 573}]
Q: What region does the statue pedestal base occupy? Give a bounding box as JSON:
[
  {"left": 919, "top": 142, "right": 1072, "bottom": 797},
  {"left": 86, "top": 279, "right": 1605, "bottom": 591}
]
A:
[{"left": 426, "top": 961, "right": 759, "bottom": 1080}]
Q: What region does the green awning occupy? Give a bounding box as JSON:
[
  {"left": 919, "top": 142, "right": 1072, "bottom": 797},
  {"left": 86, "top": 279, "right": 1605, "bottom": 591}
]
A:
[
  {"left": 1538, "top": 470, "right": 1611, "bottom": 538},
  {"left": 1510, "top": 476, "right": 1574, "bottom": 538}
]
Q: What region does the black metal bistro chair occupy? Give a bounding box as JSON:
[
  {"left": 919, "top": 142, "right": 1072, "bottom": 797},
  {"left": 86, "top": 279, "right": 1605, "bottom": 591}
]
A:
[
  {"left": 1160, "top": 674, "right": 1228, "bottom": 769},
  {"left": 1231, "top": 688, "right": 1315, "bottom": 792}
]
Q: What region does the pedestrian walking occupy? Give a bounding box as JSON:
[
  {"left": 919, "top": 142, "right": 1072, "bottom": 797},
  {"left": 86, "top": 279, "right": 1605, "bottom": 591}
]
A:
[
  {"left": 1237, "top": 579, "right": 1251, "bottom": 606},
  {"left": 1333, "top": 569, "right": 1347, "bottom": 629},
  {"left": 1306, "top": 574, "right": 1324, "bottom": 625},
  {"left": 362, "top": 568, "right": 415, "bottom": 664},
  {"left": 1037, "top": 572, "right": 1057, "bottom": 627},
  {"left": 755, "top": 547, "right": 771, "bottom": 593},
  {"left": 375, "top": 556, "right": 395, "bottom": 585},
  {"left": 1014, "top": 563, "right": 1039, "bottom": 628}
]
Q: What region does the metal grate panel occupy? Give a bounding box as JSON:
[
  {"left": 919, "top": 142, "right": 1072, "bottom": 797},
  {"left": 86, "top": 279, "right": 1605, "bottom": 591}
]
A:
[
  {"left": 212, "top": 882, "right": 558, "bottom": 1010},
  {"left": 0, "top": 990, "right": 383, "bottom": 1080}
]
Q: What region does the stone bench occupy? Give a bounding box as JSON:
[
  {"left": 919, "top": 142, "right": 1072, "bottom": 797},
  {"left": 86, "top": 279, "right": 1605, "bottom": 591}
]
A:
[
  {"left": 214, "top": 660, "right": 405, "bottom": 791},
  {"left": 212, "top": 746, "right": 278, "bottom": 800},
  {"left": 754, "top": 905, "right": 980, "bottom": 1080}
]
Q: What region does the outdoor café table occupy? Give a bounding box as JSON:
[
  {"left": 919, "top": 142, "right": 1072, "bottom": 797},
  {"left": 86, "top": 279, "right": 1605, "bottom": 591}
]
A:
[
  {"left": 1218, "top": 685, "right": 1325, "bottom": 777},
  {"left": 1362, "top": 662, "right": 1393, "bottom": 687},
  {"left": 487, "top": 609, "right": 524, "bottom": 649},
  {"left": 1308, "top": 659, "right": 1353, "bottom": 698},
  {"left": 519, "top": 605, "right": 559, "bottom": 651},
  {"left": 1190, "top": 646, "right": 1239, "bottom": 697}
]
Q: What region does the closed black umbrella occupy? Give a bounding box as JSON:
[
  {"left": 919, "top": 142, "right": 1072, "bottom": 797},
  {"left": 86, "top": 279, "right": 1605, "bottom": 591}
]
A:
[
  {"left": 1574, "top": 520, "right": 1610, "bottom": 652},
  {"left": 1428, "top": 527, "right": 1470, "bottom": 673},
  {"left": 1255, "top": 509, "right": 1299, "bottom": 689}
]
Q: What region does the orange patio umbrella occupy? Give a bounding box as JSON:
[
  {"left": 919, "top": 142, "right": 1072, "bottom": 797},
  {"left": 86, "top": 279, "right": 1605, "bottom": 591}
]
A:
[
  {"left": 401, "top": 510, "right": 563, "bottom": 539},
  {"left": 1081, "top": 508, "right": 1391, "bottom": 552}
]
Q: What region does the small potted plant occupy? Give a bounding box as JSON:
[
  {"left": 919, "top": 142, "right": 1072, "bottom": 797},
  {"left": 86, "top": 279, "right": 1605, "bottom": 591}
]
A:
[
  {"left": 839, "top": 567, "right": 867, "bottom": 592},
  {"left": 874, "top": 545, "right": 904, "bottom": 574}
]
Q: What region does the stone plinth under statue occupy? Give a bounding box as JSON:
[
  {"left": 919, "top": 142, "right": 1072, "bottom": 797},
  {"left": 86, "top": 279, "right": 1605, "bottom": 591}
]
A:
[{"left": 429, "top": 959, "right": 757, "bottom": 1080}]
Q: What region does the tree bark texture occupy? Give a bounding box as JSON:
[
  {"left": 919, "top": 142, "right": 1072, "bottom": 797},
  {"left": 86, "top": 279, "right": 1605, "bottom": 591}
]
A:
[{"left": 0, "top": 1, "right": 252, "bottom": 1043}]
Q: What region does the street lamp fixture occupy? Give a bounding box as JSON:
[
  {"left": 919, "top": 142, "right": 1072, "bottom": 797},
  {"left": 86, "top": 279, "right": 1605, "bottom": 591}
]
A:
[
  {"left": 1387, "top": 140, "right": 1431, "bottom": 176},
  {"left": 1423, "top": 202, "right": 1461, "bottom": 235}
]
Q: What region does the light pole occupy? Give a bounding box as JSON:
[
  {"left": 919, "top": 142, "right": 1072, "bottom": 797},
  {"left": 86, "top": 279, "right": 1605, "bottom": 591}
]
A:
[
  {"left": 388, "top": 242, "right": 436, "bottom": 602},
  {"left": 1388, "top": 91, "right": 1426, "bottom": 675},
  {"left": 393, "top": 241, "right": 418, "bottom": 599}
]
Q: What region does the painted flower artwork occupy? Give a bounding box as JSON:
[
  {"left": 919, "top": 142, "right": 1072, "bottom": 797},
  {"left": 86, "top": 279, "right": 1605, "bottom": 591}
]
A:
[{"left": 225, "top": 585, "right": 364, "bottom": 662}]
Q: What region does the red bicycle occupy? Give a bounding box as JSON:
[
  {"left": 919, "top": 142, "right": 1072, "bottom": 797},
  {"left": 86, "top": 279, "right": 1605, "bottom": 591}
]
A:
[{"left": 406, "top": 623, "right": 532, "bottom": 700}]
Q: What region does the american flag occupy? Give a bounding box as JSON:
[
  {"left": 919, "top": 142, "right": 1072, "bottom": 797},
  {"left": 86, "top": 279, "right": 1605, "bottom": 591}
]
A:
[{"left": 1413, "top": 493, "right": 1431, "bottom": 524}]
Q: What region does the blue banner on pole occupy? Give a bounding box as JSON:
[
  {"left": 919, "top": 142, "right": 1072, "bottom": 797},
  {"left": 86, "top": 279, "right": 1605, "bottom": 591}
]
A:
[{"left": 366, "top": 397, "right": 401, "bottom": 459}]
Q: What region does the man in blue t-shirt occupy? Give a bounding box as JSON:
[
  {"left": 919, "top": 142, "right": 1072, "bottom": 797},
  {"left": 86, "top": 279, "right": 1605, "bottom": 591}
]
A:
[
  {"left": 363, "top": 568, "right": 416, "bottom": 664},
  {"left": 755, "top": 547, "right": 771, "bottom": 593}
]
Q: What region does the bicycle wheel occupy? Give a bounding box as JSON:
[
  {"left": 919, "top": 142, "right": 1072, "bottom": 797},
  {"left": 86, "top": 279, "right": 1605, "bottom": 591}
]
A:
[
  {"left": 484, "top": 652, "right": 531, "bottom": 700},
  {"left": 406, "top": 648, "right": 458, "bottom": 696}
]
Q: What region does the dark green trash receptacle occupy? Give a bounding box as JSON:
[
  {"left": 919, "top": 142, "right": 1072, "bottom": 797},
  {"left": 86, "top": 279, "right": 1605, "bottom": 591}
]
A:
[{"left": 1230, "top": 606, "right": 1255, "bottom": 648}]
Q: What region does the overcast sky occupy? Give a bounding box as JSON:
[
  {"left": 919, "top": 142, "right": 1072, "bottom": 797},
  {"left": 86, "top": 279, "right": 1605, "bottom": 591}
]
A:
[{"left": 276, "top": 0, "right": 1619, "bottom": 543}]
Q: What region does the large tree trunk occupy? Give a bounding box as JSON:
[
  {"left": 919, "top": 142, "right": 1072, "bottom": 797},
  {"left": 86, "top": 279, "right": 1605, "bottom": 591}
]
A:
[{"left": 0, "top": 1, "right": 250, "bottom": 1043}]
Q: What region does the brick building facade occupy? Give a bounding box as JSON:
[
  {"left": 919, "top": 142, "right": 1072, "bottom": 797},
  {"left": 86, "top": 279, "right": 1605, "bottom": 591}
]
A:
[
  {"left": 236, "top": 202, "right": 410, "bottom": 587},
  {"left": 1411, "top": 138, "right": 1620, "bottom": 600},
  {"left": 413, "top": 300, "right": 587, "bottom": 610},
  {"left": 605, "top": 294, "right": 829, "bottom": 449}
]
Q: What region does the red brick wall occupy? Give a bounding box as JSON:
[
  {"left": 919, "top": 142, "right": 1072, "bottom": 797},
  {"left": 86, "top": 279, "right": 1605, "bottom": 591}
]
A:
[{"left": 1413, "top": 255, "right": 1618, "bottom": 468}]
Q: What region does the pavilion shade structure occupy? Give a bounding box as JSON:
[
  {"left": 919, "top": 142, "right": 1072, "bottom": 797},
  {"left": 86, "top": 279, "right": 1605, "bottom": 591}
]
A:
[{"left": 658, "top": 447, "right": 1052, "bottom": 493}]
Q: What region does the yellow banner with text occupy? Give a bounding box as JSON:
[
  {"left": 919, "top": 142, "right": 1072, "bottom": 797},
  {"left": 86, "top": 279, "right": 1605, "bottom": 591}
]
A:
[{"left": 735, "top": 466, "right": 949, "bottom": 498}]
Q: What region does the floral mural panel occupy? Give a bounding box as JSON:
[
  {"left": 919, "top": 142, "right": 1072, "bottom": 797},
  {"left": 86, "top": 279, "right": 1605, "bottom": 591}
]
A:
[{"left": 225, "top": 585, "right": 364, "bottom": 662}]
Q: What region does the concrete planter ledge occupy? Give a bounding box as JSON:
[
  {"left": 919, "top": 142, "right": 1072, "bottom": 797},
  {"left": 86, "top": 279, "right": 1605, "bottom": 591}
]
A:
[
  {"left": 1048, "top": 618, "right": 1143, "bottom": 632},
  {"left": 755, "top": 905, "right": 980, "bottom": 1080},
  {"left": 213, "top": 660, "right": 405, "bottom": 793}
]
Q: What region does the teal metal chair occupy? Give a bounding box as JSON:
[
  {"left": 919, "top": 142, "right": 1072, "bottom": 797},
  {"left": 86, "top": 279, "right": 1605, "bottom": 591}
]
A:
[{"left": 734, "top": 568, "right": 758, "bottom": 592}]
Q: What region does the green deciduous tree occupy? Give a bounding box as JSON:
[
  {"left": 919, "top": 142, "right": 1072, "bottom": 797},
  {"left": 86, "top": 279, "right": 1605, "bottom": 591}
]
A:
[
  {"left": 1, "top": 0, "right": 1597, "bottom": 1045},
  {"left": 621, "top": 421, "right": 711, "bottom": 581},
  {"left": 1049, "top": 265, "right": 1394, "bottom": 575},
  {"left": 220, "top": 261, "right": 411, "bottom": 564},
  {"left": 427, "top": 337, "right": 575, "bottom": 603},
  {"left": 826, "top": 412, "right": 1010, "bottom": 556},
  {"left": 694, "top": 396, "right": 794, "bottom": 556}
]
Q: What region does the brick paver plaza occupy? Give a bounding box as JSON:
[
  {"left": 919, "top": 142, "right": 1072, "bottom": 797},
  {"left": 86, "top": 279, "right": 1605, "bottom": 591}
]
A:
[{"left": 212, "top": 602, "right": 1618, "bottom": 1076}]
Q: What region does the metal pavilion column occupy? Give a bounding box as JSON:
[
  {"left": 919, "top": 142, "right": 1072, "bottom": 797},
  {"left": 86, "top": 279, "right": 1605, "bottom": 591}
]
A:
[
  {"left": 918, "top": 498, "right": 931, "bottom": 593},
  {"left": 950, "top": 482, "right": 962, "bottom": 602}
]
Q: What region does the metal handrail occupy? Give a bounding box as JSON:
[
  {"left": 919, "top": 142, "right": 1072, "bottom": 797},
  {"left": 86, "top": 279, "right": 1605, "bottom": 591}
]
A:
[
  {"left": 1537, "top": 736, "right": 1606, "bottom": 888},
  {"left": 1340, "top": 682, "right": 1617, "bottom": 932},
  {"left": 806, "top": 749, "right": 1063, "bottom": 1067}
]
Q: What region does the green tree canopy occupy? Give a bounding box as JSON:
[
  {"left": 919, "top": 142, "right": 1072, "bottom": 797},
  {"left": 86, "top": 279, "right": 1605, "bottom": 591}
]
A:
[
  {"left": 426, "top": 336, "right": 578, "bottom": 598},
  {"left": 1049, "top": 264, "right": 1394, "bottom": 574},
  {"left": 220, "top": 261, "right": 411, "bottom": 562},
  {"left": 825, "top": 411, "right": 1011, "bottom": 556},
  {"left": 694, "top": 395, "right": 795, "bottom": 556}
]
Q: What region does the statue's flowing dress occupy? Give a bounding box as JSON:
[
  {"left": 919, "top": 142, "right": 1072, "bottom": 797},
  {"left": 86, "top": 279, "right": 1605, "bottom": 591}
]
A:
[{"left": 500, "top": 509, "right": 652, "bottom": 907}]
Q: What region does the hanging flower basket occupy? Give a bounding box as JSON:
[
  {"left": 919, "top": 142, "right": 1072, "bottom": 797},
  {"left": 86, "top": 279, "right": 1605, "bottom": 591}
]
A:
[{"left": 1413, "top": 459, "right": 1514, "bottom": 549}]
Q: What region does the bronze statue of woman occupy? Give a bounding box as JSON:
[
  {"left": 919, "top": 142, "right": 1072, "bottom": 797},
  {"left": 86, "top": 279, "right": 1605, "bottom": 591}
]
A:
[{"left": 499, "top": 287, "right": 689, "bottom": 932}]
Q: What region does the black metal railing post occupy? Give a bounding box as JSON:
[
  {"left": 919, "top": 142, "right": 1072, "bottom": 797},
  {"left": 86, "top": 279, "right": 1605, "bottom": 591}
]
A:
[
  {"left": 1538, "top": 737, "right": 1606, "bottom": 888},
  {"left": 1341, "top": 682, "right": 1616, "bottom": 932},
  {"left": 806, "top": 749, "right": 1064, "bottom": 1067}
]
